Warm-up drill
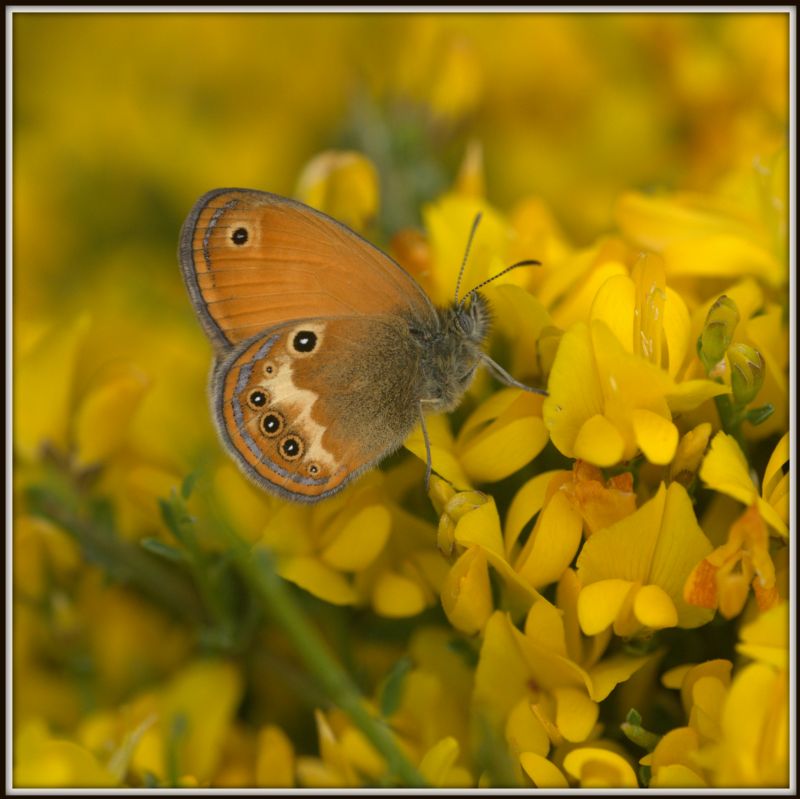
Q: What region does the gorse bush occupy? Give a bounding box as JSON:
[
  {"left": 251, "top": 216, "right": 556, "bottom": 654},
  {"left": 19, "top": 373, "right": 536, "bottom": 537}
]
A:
[{"left": 12, "top": 11, "right": 789, "bottom": 789}]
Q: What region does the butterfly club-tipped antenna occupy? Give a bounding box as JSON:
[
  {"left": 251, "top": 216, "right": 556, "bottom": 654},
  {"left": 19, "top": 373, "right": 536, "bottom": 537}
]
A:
[
  {"left": 453, "top": 214, "right": 547, "bottom": 396},
  {"left": 454, "top": 213, "right": 541, "bottom": 309},
  {"left": 454, "top": 211, "right": 484, "bottom": 305}
]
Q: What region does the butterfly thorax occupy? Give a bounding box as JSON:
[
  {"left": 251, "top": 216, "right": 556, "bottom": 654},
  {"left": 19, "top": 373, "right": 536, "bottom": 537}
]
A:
[{"left": 412, "top": 292, "right": 491, "bottom": 413}]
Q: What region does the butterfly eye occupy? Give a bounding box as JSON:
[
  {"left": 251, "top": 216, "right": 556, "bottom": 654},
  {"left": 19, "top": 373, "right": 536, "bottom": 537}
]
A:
[
  {"left": 279, "top": 434, "right": 304, "bottom": 461},
  {"left": 308, "top": 463, "right": 320, "bottom": 475},
  {"left": 263, "top": 362, "right": 276, "bottom": 376},
  {"left": 292, "top": 330, "right": 318, "bottom": 353},
  {"left": 231, "top": 227, "right": 249, "bottom": 245},
  {"left": 246, "top": 389, "right": 269, "bottom": 409},
  {"left": 261, "top": 411, "right": 285, "bottom": 437}
]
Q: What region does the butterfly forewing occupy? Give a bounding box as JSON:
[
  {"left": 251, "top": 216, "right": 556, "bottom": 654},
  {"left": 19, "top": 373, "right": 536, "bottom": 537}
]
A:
[{"left": 180, "top": 188, "right": 436, "bottom": 348}]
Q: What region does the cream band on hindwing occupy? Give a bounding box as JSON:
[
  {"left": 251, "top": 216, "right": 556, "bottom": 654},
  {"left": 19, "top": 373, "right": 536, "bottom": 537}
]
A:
[{"left": 258, "top": 321, "right": 336, "bottom": 475}]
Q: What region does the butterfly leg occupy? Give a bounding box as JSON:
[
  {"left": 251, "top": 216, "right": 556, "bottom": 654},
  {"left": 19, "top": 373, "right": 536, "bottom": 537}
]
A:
[
  {"left": 480, "top": 353, "right": 548, "bottom": 396},
  {"left": 418, "top": 401, "right": 433, "bottom": 492}
]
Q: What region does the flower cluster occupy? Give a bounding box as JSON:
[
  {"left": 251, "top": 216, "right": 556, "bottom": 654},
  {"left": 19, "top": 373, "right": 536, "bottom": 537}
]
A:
[{"left": 12, "top": 11, "right": 789, "bottom": 789}]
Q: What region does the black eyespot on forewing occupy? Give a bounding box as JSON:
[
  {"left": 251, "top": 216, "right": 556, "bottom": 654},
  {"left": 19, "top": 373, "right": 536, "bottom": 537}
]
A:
[
  {"left": 231, "top": 227, "right": 248, "bottom": 245},
  {"left": 292, "top": 331, "right": 317, "bottom": 353}
]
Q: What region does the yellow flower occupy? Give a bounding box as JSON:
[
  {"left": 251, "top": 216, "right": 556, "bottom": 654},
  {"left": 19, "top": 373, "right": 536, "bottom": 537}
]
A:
[
  {"left": 683, "top": 505, "right": 779, "bottom": 619},
  {"left": 544, "top": 320, "right": 725, "bottom": 467},
  {"left": 614, "top": 178, "right": 786, "bottom": 290},
  {"left": 295, "top": 150, "right": 380, "bottom": 233},
  {"left": 406, "top": 389, "right": 548, "bottom": 489},
  {"left": 15, "top": 315, "right": 151, "bottom": 470},
  {"left": 14, "top": 719, "right": 119, "bottom": 788},
  {"left": 576, "top": 482, "right": 714, "bottom": 636},
  {"left": 656, "top": 605, "right": 789, "bottom": 788},
  {"left": 474, "top": 572, "right": 653, "bottom": 748},
  {"left": 736, "top": 600, "right": 788, "bottom": 669},
  {"left": 562, "top": 746, "right": 639, "bottom": 788},
  {"left": 699, "top": 431, "right": 788, "bottom": 537},
  {"left": 128, "top": 660, "right": 243, "bottom": 785}
]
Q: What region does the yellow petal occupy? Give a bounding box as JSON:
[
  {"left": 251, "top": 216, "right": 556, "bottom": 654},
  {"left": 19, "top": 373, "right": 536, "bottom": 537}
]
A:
[
  {"left": 160, "top": 660, "right": 243, "bottom": 784},
  {"left": 15, "top": 720, "right": 119, "bottom": 788},
  {"left": 650, "top": 482, "right": 714, "bottom": 628},
  {"left": 515, "top": 491, "right": 583, "bottom": 589},
  {"left": 405, "top": 415, "right": 472, "bottom": 490},
  {"left": 452, "top": 494, "right": 505, "bottom": 559},
  {"left": 578, "top": 485, "right": 667, "bottom": 585},
  {"left": 736, "top": 601, "right": 788, "bottom": 669},
  {"left": 320, "top": 505, "right": 391, "bottom": 572},
  {"left": 562, "top": 747, "right": 639, "bottom": 788},
  {"left": 15, "top": 314, "right": 91, "bottom": 460},
  {"left": 542, "top": 322, "right": 604, "bottom": 458},
  {"left": 524, "top": 599, "right": 567, "bottom": 658},
  {"left": 665, "top": 379, "right": 729, "bottom": 413},
  {"left": 441, "top": 547, "right": 493, "bottom": 635},
  {"left": 483, "top": 283, "right": 553, "bottom": 382},
  {"left": 573, "top": 414, "right": 626, "bottom": 467},
  {"left": 585, "top": 651, "right": 654, "bottom": 702},
  {"left": 662, "top": 286, "right": 691, "bottom": 377},
  {"left": 669, "top": 422, "right": 712, "bottom": 485},
  {"left": 718, "top": 663, "right": 789, "bottom": 787},
  {"left": 552, "top": 261, "right": 629, "bottom": 330},
  {"left": 505, "top": 698, "right": 550, "bottom": 758},
  {"left": 577, "top": 579, "right": 635, "bottom": 636},
  {"left": 473, "top": 612, "right": 536, "bottom": 727},
  {"left": 665, "top": 234, "right": 783, "bottom": 288},
  {"left": 458, "top": 391, "right": 548, "bottom": 483},
  {"left": 72, "top": 366, "right": 150, "bottom": 468},
  {"left": 700, "top": 432, "right": 757, "bottom": 506},
  {"left": 589, "top": 273, "right": 635, "bottom": 353},
  {"left": 552, "top": 686, "right": 598, "bottom": 743},
  {"left": 372, "top": 571, "right": 427, "bottom": 618},
  {"left": 762, "top": 432, "right": 789, "bottom": 501},
  {"left": 631, "top": 408, "right": 678, "bottom": 464},
  {"left": 650, "top": 764, "right": 707, "bottom": 788},
  {"left": 418, "top": 737, "right": 462, "bottom": 787},
  {"left": 633, "top": 584, "right": 678, "bottom": 629},
  {"left": 295, "top": 150, "right": 379, "bottom": 232},
  {"left": 277, "top": 556, "right": 358, "bottom": 605},
  {"left": 519, "top": 752, "right": 569, "bottom": 788},
  {"left": 255, "top": 726, "right": 295, "bottom": 788},
  {"left": 504, "top": 470, "right": 565, "bottom": 556}
]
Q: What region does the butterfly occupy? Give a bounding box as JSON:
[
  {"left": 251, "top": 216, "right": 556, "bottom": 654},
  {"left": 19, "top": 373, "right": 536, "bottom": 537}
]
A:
[{"left": 179, "top": 188, "right": 545, "bottom": 503}]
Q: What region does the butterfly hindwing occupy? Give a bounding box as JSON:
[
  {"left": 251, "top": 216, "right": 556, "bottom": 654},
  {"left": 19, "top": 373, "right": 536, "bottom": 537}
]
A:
[
  {"left": 213, "top": 315, "right": 424, "bottom": 501},
  {"left": 179, "top": 188, "right": 436, "bottom": 349}
]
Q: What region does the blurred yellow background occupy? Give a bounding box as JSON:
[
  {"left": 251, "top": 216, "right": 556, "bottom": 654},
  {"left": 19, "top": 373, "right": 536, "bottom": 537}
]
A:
[{"left": 11, "top": 10, "right": 790, "bottom": 789}]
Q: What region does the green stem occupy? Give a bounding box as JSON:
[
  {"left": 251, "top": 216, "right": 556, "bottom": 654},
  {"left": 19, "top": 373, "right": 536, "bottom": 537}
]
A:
[
  {"left": 28, "top": 487, "right": 203, "bottom": 623},
  {"left": 219, "top": 527, "right": 427, "bottom": 788},
  {"left": 714, "top": 394, "right": 748, "bottom": 455}
]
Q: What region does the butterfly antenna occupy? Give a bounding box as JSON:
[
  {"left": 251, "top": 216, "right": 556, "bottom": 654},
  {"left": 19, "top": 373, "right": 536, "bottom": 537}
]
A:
[
  {"left": 454, "top": 212, "right": 483, "bottom": 304},
  {"left": 459, "top": 259, "right": 541, "bottom": 309}
]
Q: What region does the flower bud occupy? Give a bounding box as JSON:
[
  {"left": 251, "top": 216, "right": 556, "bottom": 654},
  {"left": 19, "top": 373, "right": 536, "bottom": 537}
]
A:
[
  {"left": 728, "top": 343, "right": 765, "bottom": 406},
  {"left": 697, "top": 295, "right": 739, "bottom": 373}
]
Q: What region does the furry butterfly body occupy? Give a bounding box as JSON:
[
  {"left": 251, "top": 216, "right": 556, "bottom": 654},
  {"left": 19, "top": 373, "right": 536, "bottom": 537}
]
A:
[{"left": 179, "top": 188, "right": 535, "bottom": 503}]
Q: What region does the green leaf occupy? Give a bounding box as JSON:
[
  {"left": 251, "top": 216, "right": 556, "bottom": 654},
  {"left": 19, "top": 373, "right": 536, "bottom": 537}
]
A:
[
  {"left": 746, "top": 403, "right": 775, "bottom": 426},
  {"left": 181, "top": 471, "right": 199, "bottom": 499},
  {"left": 378, "top": 656, "right": 413, "bottom": 717},
  {"left": 621, "top": 707, "right": 661, "bottom": 752},
  {"left": 140, "top": 537, "right": 186, "bottom": 563}
]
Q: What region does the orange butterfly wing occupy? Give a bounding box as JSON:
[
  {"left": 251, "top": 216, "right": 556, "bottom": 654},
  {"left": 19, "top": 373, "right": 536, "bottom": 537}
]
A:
[
  {"left": 179, "top": 188, "right": 435, "bottom": 348},
  {"left": 214, "top": 316, "right": 424, "bottom": 501}
]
